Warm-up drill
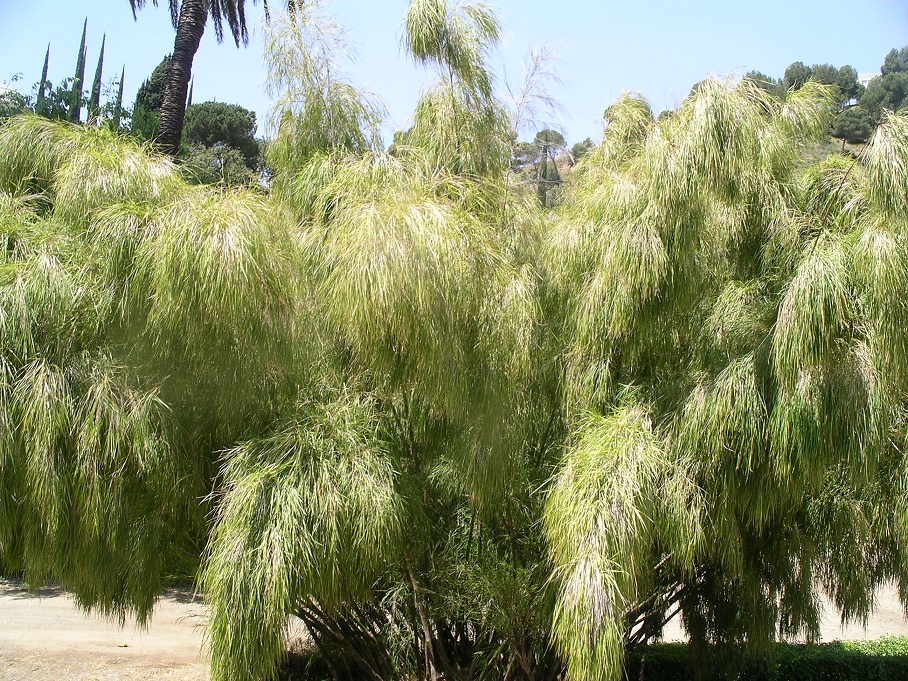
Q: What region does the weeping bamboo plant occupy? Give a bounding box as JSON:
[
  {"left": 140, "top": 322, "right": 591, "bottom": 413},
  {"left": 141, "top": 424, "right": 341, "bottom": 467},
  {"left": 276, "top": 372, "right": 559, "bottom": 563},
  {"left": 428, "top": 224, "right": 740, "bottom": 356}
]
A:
[{"left": 2, "top": 2, "right": 908, "bottom": 681}]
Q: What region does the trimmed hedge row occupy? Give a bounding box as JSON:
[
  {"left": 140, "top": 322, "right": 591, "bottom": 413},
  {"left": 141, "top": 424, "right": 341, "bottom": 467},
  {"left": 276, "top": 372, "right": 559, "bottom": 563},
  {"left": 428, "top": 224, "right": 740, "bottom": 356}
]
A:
[
  {"left": 281, "top": 638, "right": 908, "bottom": 680},
  {"left": 625, "top": 638, "right": 908, "bottom": 681}
]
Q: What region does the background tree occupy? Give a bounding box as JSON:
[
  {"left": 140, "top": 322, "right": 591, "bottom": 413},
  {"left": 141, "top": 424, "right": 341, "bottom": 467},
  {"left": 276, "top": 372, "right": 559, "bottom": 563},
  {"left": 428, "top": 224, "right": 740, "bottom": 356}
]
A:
[
  {"left": 111, "top": 66, "right": 126, "bottom": 130},
  {"left": 35, "top": 45, "right": 50, "bottom": 116},
  {"left": 183, "top": 142, "right": 255, "bottom": 185},
  {"left": 860, "top": 46, "right": 908, "bottom": 121},
  {"left": 861, "top": 74, "right": 908, "bottom": 119},
  {"left": 744, "top": 69, "right": 783, "bottom": 99},
  {"left": 509, "top": 128, "right": 569, "bottom": 202},
  {"left": 88, "top": 35, "right": 106, "bottom": 121},
  {"left": 570, "top": 137, "right": 594, "bottom": 162},
  {"left": 40, "top": 78, "right": 76, "bottom": 120},
  {"left": 511, "top": 139, "right": 538, "bottom": 170},
  {"left": 778, "top": 61, "right": 862, "bottom": 107},
  {"left": 534, "top": 127, "right": 565, "bottom": 205},
  {"left": 127, "top": 0, "right": 286, "bottom": 157},
  {"left": 832, "top": 106, "right": 874, "bottom": 145},
  {"left": 783, "top": 60, "right": 812, "bottom": 90},
  {"left": 809, "top": 63, "right": 863, "bottom": 105},
  {"left": 69, "top": 18, "right": 87, "bottom": 123},
  {"left": 883, "top": 46, "right": 908, "bottom": 75},
  {"left": 810, "top": 62, "right": 838, "bottom": 87},
  {"left": 0, "top": 83, "right": 30, "bottom": 121},
  {"left": 182, "top": 101, "right": 260, "bottom": 168},
  {"left": 835, "top": 64, "right": 864, "bottom": 103},
  {"left": 131, "top": 55, "right": 171, "bottom": 140}
]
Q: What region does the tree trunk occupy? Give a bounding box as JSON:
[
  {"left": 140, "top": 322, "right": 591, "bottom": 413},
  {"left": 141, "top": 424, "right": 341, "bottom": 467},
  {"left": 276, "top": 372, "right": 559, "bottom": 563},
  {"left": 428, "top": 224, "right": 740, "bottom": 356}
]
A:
[
  {"left": 158, "top": 0, "right": 207, "bottom": 156},
  {"left": 536, "top": 144, "right": 548, "bottom": 206}
]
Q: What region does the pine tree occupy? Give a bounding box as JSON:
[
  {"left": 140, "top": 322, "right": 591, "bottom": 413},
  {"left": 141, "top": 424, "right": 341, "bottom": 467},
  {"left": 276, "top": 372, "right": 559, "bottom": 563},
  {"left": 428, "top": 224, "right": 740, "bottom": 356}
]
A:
[
  {"left": 69, "top": 18, "right": 88, "bottom": 123},
  {"left": 36, "top": 44, "right": 50, "bottom": 116},
  {"left": 88, "top": 34, "right": 105, "bottom": 122}
]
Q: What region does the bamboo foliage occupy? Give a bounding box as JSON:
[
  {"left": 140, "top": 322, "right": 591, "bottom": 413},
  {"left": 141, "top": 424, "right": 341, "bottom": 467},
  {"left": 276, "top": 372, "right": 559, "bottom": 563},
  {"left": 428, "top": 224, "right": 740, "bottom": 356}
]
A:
[
  {"left": 404, "top": 0, "right": 500, "bottom": 99},
  {"left": 3, "top": 3, "right": 908, "bottom": 681},
  {"left": 543, "top": 70, "right": 908, "bottom": 680},
  {"left": 0, "top": 116, "right": 180, "bottom": 222},
  {"left": 2, "top": 356, "right": 189, "bottom": 622},
  {"left": 864, "top": 112, "right": 908, "bottom": 218},
  {"left": 400, "top": 0, "right": 511, "bottom": 177},
  {"left": 300, "top": 154, "right": 499, "bottom": 406},
  {"left": 264, "top": 2, "right": 384, "bottom": 187},
  {"left": 133, "top": 188, "right": 298, "bottom": 361},
  {"left": 546, "top": 402, "right": 700, "bottom": 681},
  {"left": 204, "top": 393, "right": 402, "bottom": 681},
  {"left": 404, "top": 82, "right": 512, "bottom": 177},
  {"left": 0, "top": 114, "right": 307, "bottom": 626},
  {"left": 772, "top": 235, "right": 854, "bottom": 388},
  {"left": 0, "top": 116, "right": 87, "bottom": 196}
]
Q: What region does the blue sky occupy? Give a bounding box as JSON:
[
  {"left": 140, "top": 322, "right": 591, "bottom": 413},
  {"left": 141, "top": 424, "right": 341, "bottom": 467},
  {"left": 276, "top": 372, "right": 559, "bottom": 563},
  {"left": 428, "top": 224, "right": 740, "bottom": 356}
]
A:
[{"left": 1, "top": 0, "right": 905, "bottom": 144}]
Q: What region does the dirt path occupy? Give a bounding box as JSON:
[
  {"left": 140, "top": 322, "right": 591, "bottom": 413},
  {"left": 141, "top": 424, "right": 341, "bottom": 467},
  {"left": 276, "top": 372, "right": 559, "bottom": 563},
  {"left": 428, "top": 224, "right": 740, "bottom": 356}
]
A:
[
  {"left": 0, "top": 580, "right": 209, "bottom": 681},
  {"left": 661, "top": 584, "right": 908, "bottom": 642},
  {"left": 814, "top": 585, "right": 908, "bottom": 642},
  {"left": 2, "top": 578, "right": 908, "bottom": 680}
]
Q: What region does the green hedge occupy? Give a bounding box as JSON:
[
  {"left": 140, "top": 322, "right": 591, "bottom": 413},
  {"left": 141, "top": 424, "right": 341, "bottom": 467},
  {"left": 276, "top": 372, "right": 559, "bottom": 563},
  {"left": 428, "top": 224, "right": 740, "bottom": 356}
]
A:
[
  {"left": 280, "top": 638, "right": 908, "bottom": 680},
  {"left": 625, "top": 638, "right": 908, "bottom": 681}
]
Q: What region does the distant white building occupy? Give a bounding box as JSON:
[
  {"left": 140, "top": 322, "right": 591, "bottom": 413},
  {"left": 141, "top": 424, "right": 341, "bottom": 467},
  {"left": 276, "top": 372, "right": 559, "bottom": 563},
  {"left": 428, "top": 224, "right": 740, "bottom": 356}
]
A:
[{"left": 858, "top": 72, "right": 878, "bottom": 89}]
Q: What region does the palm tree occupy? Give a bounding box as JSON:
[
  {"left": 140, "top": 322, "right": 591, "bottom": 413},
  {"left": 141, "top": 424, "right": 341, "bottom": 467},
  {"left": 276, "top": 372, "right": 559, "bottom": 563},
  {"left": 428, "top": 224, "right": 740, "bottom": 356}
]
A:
[{"left": 127, "top": 0, "right": 286, "bottom": 156}]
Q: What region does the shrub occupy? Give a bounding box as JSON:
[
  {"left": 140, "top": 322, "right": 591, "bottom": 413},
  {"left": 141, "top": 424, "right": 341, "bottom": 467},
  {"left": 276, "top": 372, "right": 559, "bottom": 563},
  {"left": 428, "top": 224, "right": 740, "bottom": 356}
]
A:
[{"left": 624, "top": 638, "right": 908, "bottom": 681}]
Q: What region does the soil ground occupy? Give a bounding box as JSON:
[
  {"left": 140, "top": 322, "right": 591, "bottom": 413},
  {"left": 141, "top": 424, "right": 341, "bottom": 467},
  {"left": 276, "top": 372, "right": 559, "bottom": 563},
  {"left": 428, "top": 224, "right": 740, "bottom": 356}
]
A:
[
  {"left": 0, "top": 579, "right": 209, "bottom": 681},
  {"left": 3, "top": 578, "right": 908, "bottom": 679},
  {"left": 661, "top": 584, "right": 908, "bottom": 642}
]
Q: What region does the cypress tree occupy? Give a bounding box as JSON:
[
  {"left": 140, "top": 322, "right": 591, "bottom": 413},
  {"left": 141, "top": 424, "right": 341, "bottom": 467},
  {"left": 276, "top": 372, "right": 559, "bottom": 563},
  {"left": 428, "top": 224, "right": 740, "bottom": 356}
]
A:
[
  {"left": 69, "top": 18, "right": 87, "bottom": 123},
  {"left": 187, "top": 78, "right": 194, "bottom": 108},
  {"left": 36, "top": 44, "right": 50, "bottom": 116},
  {"left": 112, "top": 65, "right": 125, "bottom": 130},
  {"left": 88, "top": 34, "right": 105, "bottom": 122},
  {"left": 131, "top": 55, "right": 171, "bottom": 141}
]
